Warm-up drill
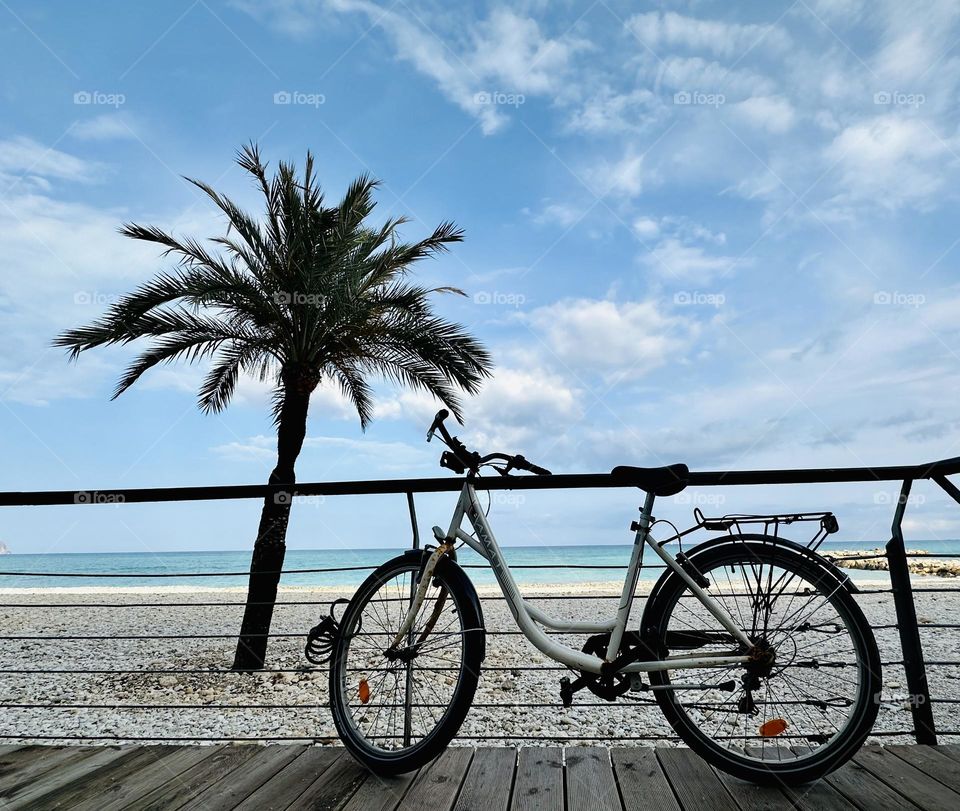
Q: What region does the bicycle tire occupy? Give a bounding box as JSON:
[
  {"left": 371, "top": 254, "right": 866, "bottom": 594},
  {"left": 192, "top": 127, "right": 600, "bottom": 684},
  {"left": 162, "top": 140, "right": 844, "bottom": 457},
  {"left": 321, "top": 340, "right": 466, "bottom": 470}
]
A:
[
  {"left": 329, "top": 550, "right": 485, "bottom": 775},
  {"left": 644, "top": 538, "right": 881, "bottom": 785}
]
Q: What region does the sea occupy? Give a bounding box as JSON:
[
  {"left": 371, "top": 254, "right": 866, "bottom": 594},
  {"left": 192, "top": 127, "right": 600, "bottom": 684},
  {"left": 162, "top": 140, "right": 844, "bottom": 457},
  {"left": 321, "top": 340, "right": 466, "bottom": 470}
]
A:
[{"left": 1, "top": 538, "right": 958, "bottom": 589}]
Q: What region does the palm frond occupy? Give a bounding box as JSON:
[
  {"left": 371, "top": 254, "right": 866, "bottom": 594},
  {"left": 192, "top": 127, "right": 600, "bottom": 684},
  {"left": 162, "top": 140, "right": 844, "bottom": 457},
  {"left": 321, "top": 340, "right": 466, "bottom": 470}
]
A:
[{"left": 55, "top": 142, "right": 492, "bottom": 431}]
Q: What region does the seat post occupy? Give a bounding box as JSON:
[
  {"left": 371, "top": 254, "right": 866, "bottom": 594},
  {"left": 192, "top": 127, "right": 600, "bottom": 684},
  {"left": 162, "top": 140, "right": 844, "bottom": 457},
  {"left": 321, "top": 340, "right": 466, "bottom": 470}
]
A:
[{"left": 638, "top": 490, "right": 656, "bottom": 529}]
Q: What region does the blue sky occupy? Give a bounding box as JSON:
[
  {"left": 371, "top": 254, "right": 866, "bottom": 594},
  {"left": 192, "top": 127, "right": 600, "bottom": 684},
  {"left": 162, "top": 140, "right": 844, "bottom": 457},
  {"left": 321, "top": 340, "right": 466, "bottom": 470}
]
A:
[{"left": 3, "top": 0, "right": 960, "bottom": 556}]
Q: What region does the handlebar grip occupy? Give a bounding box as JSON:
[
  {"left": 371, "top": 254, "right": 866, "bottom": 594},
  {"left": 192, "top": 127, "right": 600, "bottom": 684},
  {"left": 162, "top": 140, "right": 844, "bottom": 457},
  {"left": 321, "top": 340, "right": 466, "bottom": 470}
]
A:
[{"left": 513, "top": 455, "right": 551, "bottom": 476}]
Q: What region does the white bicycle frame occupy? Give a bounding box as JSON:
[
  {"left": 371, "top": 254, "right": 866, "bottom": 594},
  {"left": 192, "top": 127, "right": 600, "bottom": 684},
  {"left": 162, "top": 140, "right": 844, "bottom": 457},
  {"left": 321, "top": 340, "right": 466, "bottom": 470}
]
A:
[{"left": 393, "top": 482, "right": 753, "bottom": 675}]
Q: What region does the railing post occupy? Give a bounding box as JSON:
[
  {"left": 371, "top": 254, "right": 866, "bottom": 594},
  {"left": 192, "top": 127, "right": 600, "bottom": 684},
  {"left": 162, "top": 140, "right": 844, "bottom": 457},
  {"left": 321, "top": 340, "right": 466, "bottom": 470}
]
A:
[
  {"left": 885, "top": 478, "right": 937, "bottom": 744},
  {"left": 406, "top": 491, "right": 421, "bottom": 550},
  {"left": 403, "top": 492, "right": 419, "bottom": 746}
]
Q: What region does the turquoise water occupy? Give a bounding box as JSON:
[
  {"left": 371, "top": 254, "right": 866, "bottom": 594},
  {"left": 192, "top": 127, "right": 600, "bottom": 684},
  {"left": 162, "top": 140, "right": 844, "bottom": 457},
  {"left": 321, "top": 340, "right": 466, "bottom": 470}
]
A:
[{"left": 0, "top": 539, "right": 956, "bottom": 589}]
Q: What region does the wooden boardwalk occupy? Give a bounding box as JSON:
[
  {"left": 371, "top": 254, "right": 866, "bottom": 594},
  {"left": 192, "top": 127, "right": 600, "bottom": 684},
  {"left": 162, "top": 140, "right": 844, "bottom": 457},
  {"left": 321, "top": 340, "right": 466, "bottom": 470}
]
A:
[{"left": 2, "top": 743, "right": 960, "bottom": 810}]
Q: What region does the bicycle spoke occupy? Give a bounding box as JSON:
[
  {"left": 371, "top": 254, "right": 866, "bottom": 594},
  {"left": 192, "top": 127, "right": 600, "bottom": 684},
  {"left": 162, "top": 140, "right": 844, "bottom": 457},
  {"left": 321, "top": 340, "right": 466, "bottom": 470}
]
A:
[
  {"left": 654, "top": 547, "right": 869, "bottom": 768},
  {"left": 336, "top": 563, "right": 468, "bottom": 754}
]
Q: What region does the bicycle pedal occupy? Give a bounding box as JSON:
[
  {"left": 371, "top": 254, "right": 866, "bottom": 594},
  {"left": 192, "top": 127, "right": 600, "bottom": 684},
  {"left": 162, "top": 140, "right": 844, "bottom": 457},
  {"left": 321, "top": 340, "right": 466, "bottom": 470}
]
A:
[
  {"left": 560, "top": 674, "right": 593, "bottom": 707},
  {"left": 629, "top": 674, "right": 648, "bottom": 692}
]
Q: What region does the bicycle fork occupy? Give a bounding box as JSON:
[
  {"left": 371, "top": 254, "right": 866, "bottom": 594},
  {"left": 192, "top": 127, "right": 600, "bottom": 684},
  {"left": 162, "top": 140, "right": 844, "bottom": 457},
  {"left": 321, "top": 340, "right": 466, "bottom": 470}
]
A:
[{"left": 389, "top": 542, "right": 454, "bottom": 650}]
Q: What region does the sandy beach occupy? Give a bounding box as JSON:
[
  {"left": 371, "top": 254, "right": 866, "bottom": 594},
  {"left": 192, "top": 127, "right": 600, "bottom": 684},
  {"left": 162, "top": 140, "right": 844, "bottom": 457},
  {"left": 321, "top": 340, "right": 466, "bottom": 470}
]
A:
[{"left": 1, "top": 575, "right": 958, "bottom": 748}]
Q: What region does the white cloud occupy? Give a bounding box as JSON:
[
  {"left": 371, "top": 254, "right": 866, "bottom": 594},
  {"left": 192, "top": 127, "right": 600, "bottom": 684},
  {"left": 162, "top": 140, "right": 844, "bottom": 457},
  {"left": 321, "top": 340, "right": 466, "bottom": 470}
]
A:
[
  {"left": 467, "top": 364, "right": 583, "bottom": 449},
  {"left": 733, "top": 95, "right": 796, "bottom": 133},
  {"left": 522, "top": 298, "right": 697, "bottom": 379},
  {"left": 585, "top": 150, "right": 644, "bottom": 198},
  {"left": 307, "top": 1, "right": 589, "bottom": 134},
  {"left": 0, "top": 153, "right": 232, "bottom": 407},
  {"left": 228, "top": 0, "right": 324, "bottom": 38},
  {"left": 0, "top": 136, "right": 100, "bottom": 185},
  {"left": 643, "top": 238, "right": 738, "bottom": 281},
  {"left": 71, "top": 114, "right": 138, "bottom": 141},
  {"left": 632, "top": 216, "right": 660, "bottom": 239},
  {"left": 626, "top": 11, "right": 790, "bottom": 59},
  {"left": 871, "top": 2, "right": 960, "bottom": 85},
  {"left": 824, "top": 115, "right": 954, "bottom": 210},
  {"left": 565, "top": 87, "right": 661, "bottom": 135},
  {"left": 533, "top": 201, "right": 584, "bottom": 227}
]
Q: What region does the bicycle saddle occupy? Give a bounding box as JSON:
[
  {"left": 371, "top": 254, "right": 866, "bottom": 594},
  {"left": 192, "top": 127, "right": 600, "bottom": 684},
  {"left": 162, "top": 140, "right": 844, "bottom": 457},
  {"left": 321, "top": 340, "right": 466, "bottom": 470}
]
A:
[{"left": 610, "top": 463, "right": 689, "bottom": 497}]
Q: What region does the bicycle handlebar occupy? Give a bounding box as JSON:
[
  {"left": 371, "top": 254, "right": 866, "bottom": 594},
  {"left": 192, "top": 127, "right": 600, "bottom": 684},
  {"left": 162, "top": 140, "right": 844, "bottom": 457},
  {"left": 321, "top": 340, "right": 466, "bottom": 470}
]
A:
[{"left": 426, "top": 410, "right": 551, "bottom": 476}]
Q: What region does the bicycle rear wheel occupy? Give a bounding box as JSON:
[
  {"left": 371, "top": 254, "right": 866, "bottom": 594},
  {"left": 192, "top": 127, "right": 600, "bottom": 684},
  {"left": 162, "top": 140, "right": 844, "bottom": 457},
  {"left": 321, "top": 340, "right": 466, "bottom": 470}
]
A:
[
  {"left": 329, "top": 551, "right": 484, "bottom": 774},
  {"left": 645, "top": 538, "right": 881, "bottom": 785}
]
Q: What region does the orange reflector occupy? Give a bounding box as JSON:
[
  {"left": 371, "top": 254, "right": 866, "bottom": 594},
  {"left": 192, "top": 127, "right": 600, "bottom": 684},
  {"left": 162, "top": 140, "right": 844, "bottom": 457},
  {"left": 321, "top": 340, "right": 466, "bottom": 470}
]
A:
[
  {"left": 358, "top": 678, "right": 370, "bottom": 704},
  {"left": 760, "top": 718, "right": 788, "bottom": 737}
]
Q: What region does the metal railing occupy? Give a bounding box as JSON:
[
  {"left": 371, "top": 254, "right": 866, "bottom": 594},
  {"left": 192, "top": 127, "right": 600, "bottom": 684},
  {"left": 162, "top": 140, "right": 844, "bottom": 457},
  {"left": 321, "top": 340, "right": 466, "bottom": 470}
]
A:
[{"left": 1, "top": 459, "right": 959, "bottom": 745}]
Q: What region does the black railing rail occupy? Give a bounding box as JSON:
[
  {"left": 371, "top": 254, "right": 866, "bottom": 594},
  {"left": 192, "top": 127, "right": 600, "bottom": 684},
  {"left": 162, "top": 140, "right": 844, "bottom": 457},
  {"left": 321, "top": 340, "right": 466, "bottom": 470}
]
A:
[
  {"left": 4, "top": 454, "right": 960, "bottom": 507},
  {"left": 1, "top": 458, "right": 960, "bottom": 745}
]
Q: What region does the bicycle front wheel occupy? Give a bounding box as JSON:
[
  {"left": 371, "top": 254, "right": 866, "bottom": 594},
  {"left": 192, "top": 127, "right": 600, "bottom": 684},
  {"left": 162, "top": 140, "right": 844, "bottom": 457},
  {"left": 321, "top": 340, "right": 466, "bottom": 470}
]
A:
[
  {"left": 329, "top": 551, "right": 484, "bottom": 774},
  {"left": 645, "top": 538, "right": 881, "bottom": 785}
]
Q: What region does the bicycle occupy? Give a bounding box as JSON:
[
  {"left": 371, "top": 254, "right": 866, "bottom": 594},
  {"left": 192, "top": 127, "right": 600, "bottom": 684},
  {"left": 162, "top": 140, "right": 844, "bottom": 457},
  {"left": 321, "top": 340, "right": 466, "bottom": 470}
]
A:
[{"left": 318, "top": 410, "right": 882, "bottom": 786}]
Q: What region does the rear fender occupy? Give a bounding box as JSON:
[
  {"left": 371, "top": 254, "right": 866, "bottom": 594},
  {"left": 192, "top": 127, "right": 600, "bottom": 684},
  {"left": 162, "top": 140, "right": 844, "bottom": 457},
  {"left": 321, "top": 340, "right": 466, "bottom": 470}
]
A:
[{"left": 640, "top": 533, "right": 858, "bottom": 635}]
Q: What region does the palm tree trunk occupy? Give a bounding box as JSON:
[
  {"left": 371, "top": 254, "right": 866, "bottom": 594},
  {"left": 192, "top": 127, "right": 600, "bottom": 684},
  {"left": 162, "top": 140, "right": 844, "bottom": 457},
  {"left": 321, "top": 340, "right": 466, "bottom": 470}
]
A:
[{"left": 232, "top": 375, "right": 312, "bottom": 671}]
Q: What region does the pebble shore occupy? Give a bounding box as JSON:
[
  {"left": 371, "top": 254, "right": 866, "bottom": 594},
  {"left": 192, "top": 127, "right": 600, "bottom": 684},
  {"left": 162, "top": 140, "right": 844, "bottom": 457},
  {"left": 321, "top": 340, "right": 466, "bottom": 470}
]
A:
[{"left": 0, "top": 576, "right": 957, "bottom": 748}]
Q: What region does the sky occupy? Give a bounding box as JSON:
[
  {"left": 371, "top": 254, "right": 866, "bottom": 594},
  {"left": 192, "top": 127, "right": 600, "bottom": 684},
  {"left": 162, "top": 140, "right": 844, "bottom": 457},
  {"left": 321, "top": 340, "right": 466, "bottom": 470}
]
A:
[{"left": 3, "top": 0, "right": 960, "bottom": 556}]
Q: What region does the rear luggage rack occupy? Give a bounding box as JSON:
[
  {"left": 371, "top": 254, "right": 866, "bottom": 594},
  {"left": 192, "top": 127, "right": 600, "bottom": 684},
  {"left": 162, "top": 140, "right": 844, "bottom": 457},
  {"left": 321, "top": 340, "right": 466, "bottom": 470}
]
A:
[
  {"left": 693, "top": 508, "right": 839, "bottom": 553},
  {"left": 651, "top": 508, "right": 839, "bottom": 556}
]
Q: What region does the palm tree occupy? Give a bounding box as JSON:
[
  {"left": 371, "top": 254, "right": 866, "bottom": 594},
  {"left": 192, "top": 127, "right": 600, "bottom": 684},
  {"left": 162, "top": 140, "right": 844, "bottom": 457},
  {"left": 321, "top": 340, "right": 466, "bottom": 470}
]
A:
[{"left": 55, "top": 144, "right": 493, "bottom": 670}]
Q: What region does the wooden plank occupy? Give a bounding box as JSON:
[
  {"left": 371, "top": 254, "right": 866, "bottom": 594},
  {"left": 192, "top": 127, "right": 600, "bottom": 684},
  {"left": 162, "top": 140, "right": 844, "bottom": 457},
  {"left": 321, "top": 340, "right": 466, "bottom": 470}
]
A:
[
  {"left": 281, "top": 750, "right": 368, "bottom": 809},
  {"left": 565, "top": 746, "right": 620, "bottom": 811},
  {"left": 396, "top": 748, "right": 473, "bottom": 811},
  {"left": 233, "top": 747, "right": 340, "bottom": 810},
  {"left": 711, "top": 746, "right": 794, "bottom": 811},
  {"left": 778, "top": 778, "right": 858, "bottom": 810},
  {"left": 126, "top": 743, "right": 262, "bottom": 811},
  {"left": 936, "top": 744, "right": 960, "bottom": 764},
  {"left": 657, "top": 747, "right": 738, "bottom": 811},
  {"left": 820, "top": 754, "right": 921, "bottom": 810},
  {"left": 339, "top": 769, "right": 419, "bottom": 811},
  {"left": 785, "top": 745, "right": 911, "bottom": 811},
  {"left": 611, "top": 748, "right": 679, "bottom": 811},
  {"left": 79, "top": 745, "right": 221, "bottom": 811},
  {"left": 454, "top": 747, "right": 516, "bottom": 811},
  {"left": 24, "top": 745, "right": 180, "bottom": 810},
  {"left": 511, "top": 746, "right": 562, "bottom": 811},
  {"left": 713, "top": 773, "right": 785, "bottom": 811},
  {"left": 178, "top": 745, "right": 306, "bottom": 811},
  {"left": 0, "top": 747, "right": 107, "bottom": 795},
  {"left": 853, "top": 746, "right": 960, "bottom": 810},
  {"left": 887, "top": 744, "right": 960, "bottom": 794},
  {"left": 0, "top": 746, "right": 30, "bottom": 783},
  {"left": 0, "top": 745, "right": 137, "bottom": 808},
  {"left": 0, "top": 745, "right": 25, "bottom": 775}
]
